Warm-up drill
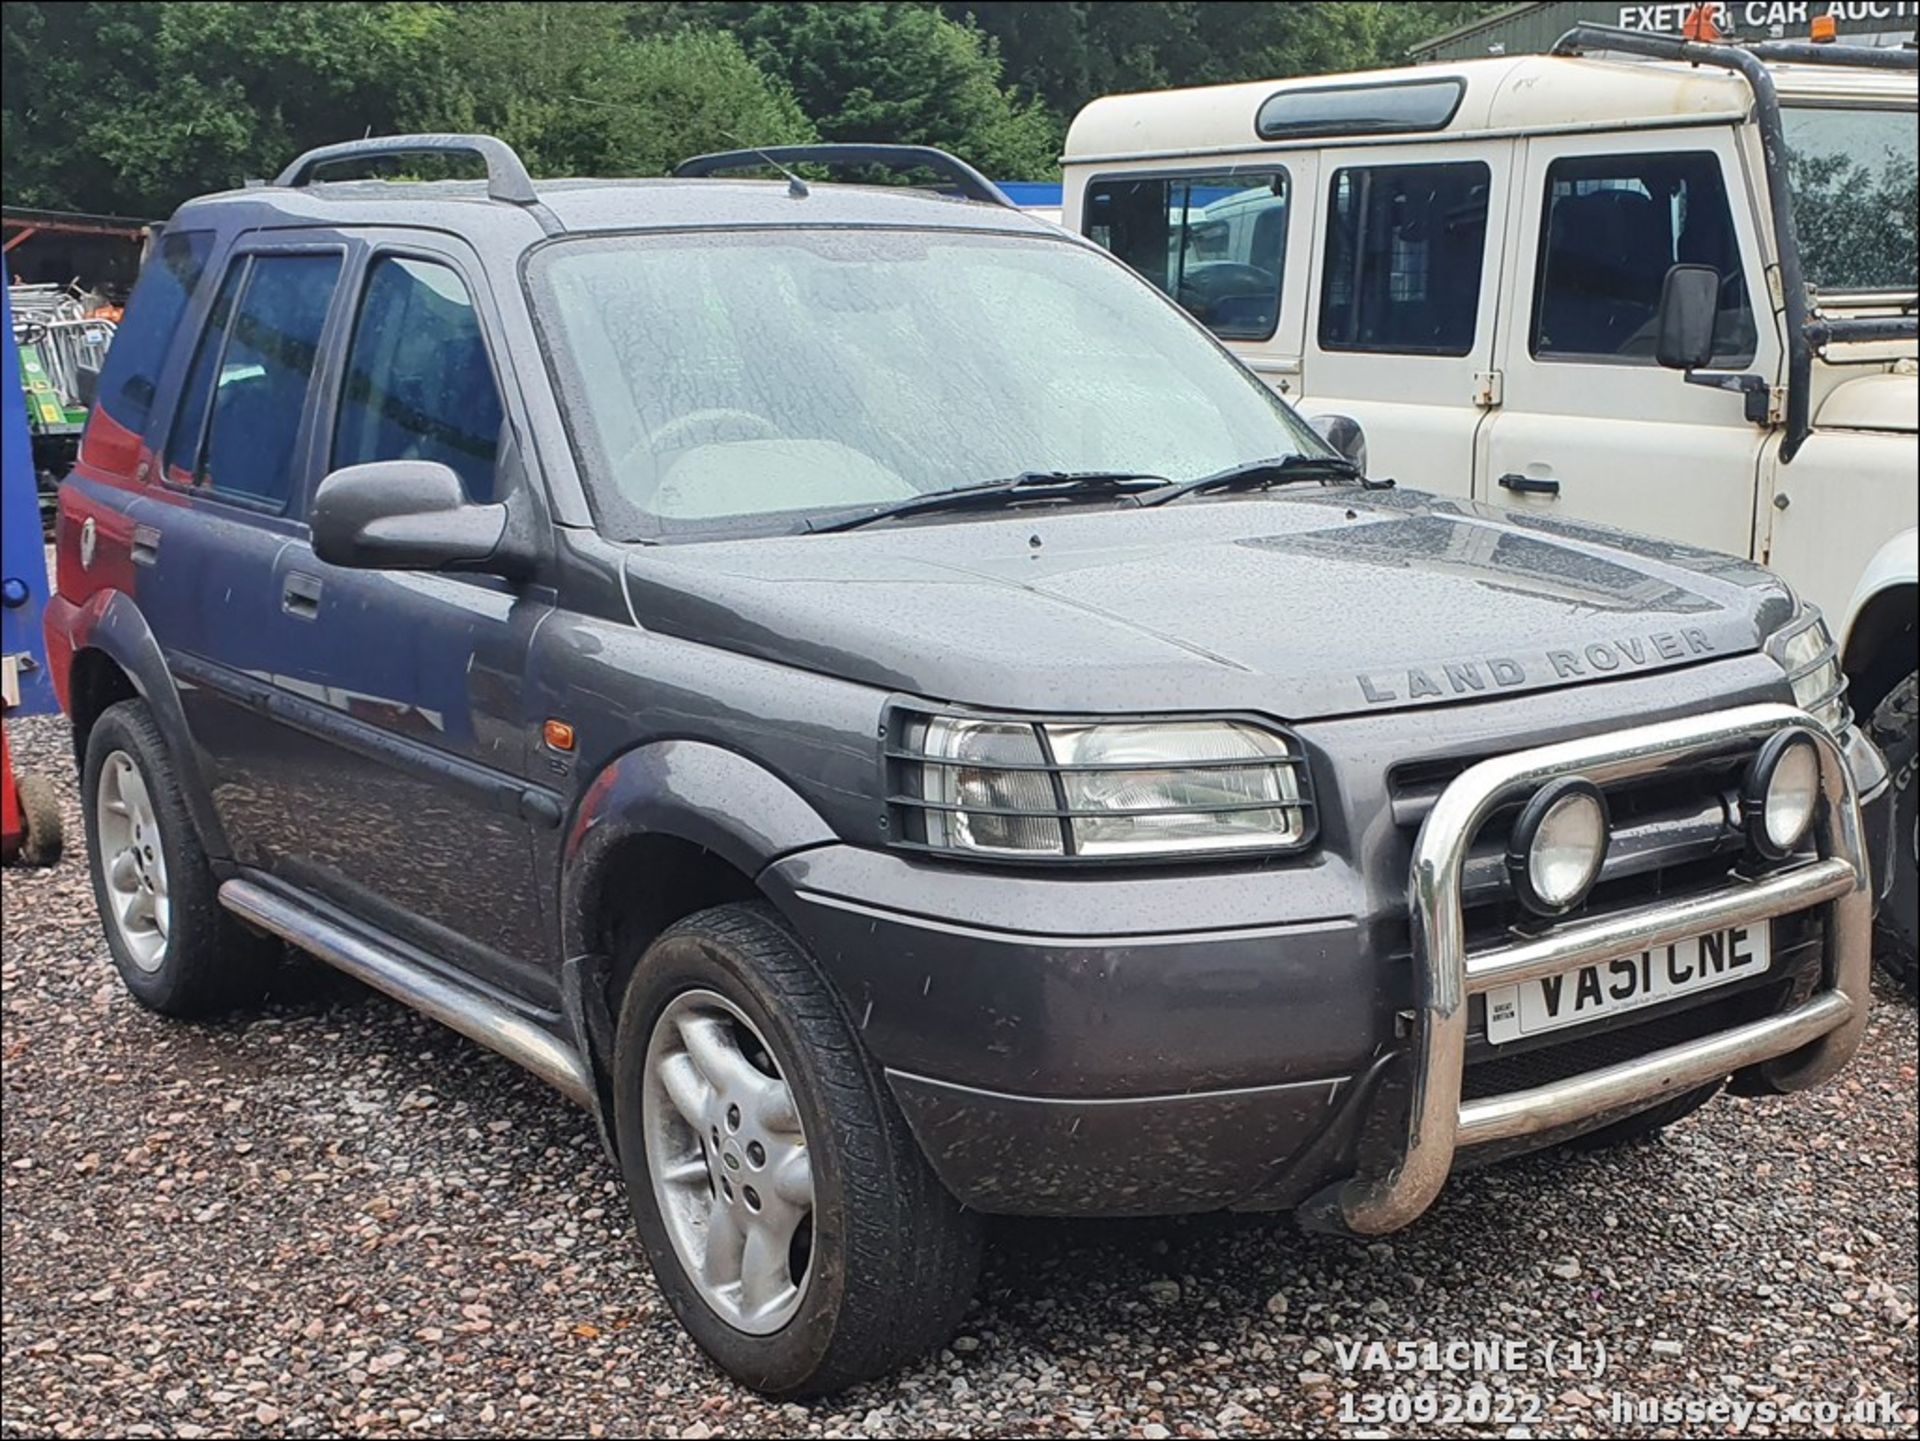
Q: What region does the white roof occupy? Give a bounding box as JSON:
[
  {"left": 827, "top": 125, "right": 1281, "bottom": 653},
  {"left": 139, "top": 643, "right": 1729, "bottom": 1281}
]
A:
[{"left": 1063, "top": 53, "right": 1915, "bottom": 164}]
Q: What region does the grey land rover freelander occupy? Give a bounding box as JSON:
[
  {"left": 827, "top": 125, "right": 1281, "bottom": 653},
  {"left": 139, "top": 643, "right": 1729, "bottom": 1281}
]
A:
[{"left": 44, "top": 136, "right": 1896, "bottom": 1396}]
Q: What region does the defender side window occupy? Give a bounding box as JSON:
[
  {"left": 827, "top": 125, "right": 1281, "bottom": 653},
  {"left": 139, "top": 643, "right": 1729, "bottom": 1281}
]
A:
[
  {"left": 332, "top": 256, "right": 506, "bottom": 502},
  {"left": 1532, "top": 152, "right": 1756, "bottom": 366},
  {"left": 1084, "top": 171, "right": 1290, "bottom": 340},
  {"left": 1319, "top": 161, "right": 1490, "bottom": 356},
  {"left": 165, "top": 254, "right": 342, "bottom": 511},
  {"left": 82, "top": 230, "right": 213, "bottom": 462}
]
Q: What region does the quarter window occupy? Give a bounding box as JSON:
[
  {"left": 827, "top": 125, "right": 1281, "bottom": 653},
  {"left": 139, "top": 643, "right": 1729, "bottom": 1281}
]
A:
[
  {"left": 332, "top": 256, "right": 505, "bottom": 502},
  {"left": 1084, "top": 171, "right": 1290, "bottom": 339},
  {"left": 83, "top": 230, "right": 212, "bottom": 461},
  {"left": 166, "top": 254, "right": 341, "bottom": 511},
  {"left": 1532, "top": 151, "right": 1755, "bottom": 365},
  {"left": 1319, "top": 161, "right": 1490, "bottom": 355}
]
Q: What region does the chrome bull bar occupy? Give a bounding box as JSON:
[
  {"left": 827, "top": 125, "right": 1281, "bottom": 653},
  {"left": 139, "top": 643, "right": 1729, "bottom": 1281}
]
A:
[{"left": 1329, "top": 702, "right": 1872, "bottom": 1236}]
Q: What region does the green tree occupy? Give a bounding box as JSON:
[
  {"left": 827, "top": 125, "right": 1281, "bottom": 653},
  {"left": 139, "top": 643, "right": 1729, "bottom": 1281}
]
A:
[
  {"left": 425, "top": 3, "right": 813, "bottom": 178},
  {"left": 945, "top": 1, "right": 1508, "bottom": 122},
  {"left": 724, "top": 2, "right": 1060, "bottom": 178},
  {"left": 2, "top": 1, "right": 445, "bottom": 215}
]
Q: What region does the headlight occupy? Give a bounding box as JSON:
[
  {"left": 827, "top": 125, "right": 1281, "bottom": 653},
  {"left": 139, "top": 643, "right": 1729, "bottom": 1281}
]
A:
[
  {"left": 892, "top": 712, "right": 1313, "bottom": 860},
  {"left": 1743, "top": 729, "right": 1820, "bottom": 860},
  {"left": 1506, "top": 777, "right": 1610, "bottom": 917},
  {"left": 1765, "top": 606, "right": 1849, "bottom": 732}
]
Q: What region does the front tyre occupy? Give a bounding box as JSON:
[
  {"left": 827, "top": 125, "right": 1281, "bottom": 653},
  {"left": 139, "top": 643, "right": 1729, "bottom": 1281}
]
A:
[
  {"left": 1870, "top": 673, "right": 1918, "bottom": 998},
  {"left": 613, "top": 902, "right": 982, "bottom": 1397}
]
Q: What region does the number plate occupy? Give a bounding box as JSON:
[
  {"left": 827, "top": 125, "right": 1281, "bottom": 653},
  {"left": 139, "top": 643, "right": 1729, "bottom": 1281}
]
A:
[{"left": 1484, "top": 925, "right": 1771, "bottom": 1046}]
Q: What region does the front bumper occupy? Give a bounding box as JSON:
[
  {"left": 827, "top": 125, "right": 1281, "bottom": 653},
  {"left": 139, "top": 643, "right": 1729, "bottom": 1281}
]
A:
[
  {"left": 1299, "top": 702, "right": 1871, "bottom": 1235},
  {"left": 771, "top": 702, "right": 1872, "bottom": 1224}
]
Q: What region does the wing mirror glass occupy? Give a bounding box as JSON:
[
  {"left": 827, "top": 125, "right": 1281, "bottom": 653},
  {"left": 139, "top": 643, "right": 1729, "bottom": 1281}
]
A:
[
  {"left": 1309, "top": 412, "right": 1368, "bottom": 473},
  {"left": 1655, "top": 263, "right": 1720, "bottom": 372}
]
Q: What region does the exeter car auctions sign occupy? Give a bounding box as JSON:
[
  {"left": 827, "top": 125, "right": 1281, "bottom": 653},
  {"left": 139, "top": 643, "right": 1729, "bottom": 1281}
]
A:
[
  {"left": 1617, "top": 1, "right": 1920, "bottom": 37},
  {"left": 1412, "top": 0, "right": 1918, "bottom": 59}
]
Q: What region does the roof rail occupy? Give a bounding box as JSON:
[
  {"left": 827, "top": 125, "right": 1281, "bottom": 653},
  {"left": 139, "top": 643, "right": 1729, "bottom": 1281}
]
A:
[
  {"left": 1554, "top": 22, "right": 1917, "bottom": 464},
  {"left": 1744, "top": 37, "right": 1917, "bottom": 69},
  {"left": 673, "top": 143, "right": 1016, "bottom": 209},
  {"left": 273, "top": 133, "right": 540, "bottom": 206}
]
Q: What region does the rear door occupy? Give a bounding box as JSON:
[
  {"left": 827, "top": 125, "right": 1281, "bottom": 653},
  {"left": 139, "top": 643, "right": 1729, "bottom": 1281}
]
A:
[
  {"left": 1475, "top": 127, "right": 1777, "bottom": 556},
  {"left": 1296, "top": 140, "right": 1515, "bottom": 497},
  {"left": 143, "top": 237, "right": 350, "bottom": 871}
]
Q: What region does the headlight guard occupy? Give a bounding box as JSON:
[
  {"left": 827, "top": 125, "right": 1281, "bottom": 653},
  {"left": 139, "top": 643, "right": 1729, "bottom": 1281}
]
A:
[{"left": 885, "top": 707, "right": 1317, "bottom": 863}]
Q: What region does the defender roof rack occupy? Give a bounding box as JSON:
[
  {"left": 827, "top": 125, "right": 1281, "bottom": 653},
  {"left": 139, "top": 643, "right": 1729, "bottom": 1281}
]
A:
[
  {"left": 1554, "top": 23, "right": 1917, "bottom": 463},
  {"left": 673, "top": 143, "right": 1016, "bottom": 209},
  {"left": 273, "top": 133, "right": 541, "bottom": 207}
]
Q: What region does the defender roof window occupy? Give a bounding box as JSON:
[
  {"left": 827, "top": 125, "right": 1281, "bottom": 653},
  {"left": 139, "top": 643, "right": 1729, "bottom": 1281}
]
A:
[
  {"left": 1083, "top": 171, "right": 1289, "bottom": 340},
  {"left": 1256, "top": 79, "right": 1465, "bottom": 142},
  {"left": 1319, "top": 161, "right": 1490, "bottom": 356},
  {"left": 164, "top": 253, "right": 341, "bottom": 513},
  {"left": 1532, "top": 151, "right": 1756, "bottom": 367}
]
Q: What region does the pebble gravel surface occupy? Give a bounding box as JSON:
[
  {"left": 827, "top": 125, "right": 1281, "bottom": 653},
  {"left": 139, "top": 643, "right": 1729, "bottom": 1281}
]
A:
[{"left": 3, "top": 711, "right": 1915, "bottom": 1439}]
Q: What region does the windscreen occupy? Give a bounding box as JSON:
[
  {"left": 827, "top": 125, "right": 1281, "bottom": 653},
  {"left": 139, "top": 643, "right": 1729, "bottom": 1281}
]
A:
[
  {"left": 526, "top": 227, "right": 1321, "bottom": 539},
  {"left": 1782, "top": 106, "right": 1918, "bottom": 293}
]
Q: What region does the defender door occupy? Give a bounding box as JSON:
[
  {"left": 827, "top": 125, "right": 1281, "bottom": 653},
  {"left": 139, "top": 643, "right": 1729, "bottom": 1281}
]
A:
[
  {"left": 1076, "top": 155, "right": 1319, "bottom": 401},
  {"left": 1295, "top": 138, "right": 1515, "bottom": 498},
  {"left": 1475, "top": 126, "right": 1779, "bottom": 556}
]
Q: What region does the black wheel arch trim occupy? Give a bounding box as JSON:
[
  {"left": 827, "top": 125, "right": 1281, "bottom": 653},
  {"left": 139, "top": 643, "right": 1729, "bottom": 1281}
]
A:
[{"left": 65, "top": 590, "right": 235, "bottom": 863}]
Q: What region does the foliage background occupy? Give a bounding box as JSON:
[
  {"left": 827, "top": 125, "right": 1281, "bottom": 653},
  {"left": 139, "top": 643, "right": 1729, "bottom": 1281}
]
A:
[{"left": 1, "top": 1, "right": 1500, "bottom": 215}]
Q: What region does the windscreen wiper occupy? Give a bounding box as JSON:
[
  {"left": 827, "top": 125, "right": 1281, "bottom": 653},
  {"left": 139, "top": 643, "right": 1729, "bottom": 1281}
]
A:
[
  {"left": 1140, "top": 453, "right": 1392, "bottom": 508},
  {"left": 806, "top": 470, "right": 1167, "bottom": 534}
]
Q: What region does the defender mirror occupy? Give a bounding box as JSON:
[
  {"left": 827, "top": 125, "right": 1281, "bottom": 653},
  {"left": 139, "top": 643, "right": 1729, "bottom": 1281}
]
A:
[
  {"left": 1309, "top": 412, "right": 1368, "bottom": 473},
  {"left": 311, "top": 460, "right": 524, "bottom": 576},
  {"left": 1655, "top": 264, "right": 1720, "bottom": 372}
]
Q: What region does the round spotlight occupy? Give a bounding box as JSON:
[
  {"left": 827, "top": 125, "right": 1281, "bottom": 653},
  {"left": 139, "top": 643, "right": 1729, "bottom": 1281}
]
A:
[
  {"left": 1507, "top": 777, "right": 1610, "bottom": 918},
  {"left": 1744, "top": 730, "right": 1820, "bottom": 860}
]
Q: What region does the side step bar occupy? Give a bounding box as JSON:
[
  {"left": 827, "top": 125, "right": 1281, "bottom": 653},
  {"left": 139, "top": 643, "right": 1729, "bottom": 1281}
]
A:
[{"left": 219, "top": 878, "right": 593, "bottom": 1106}]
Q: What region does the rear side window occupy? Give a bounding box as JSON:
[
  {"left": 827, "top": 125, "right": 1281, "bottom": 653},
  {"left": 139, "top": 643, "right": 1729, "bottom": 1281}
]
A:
[
  {"left": 164, "top": 254, "right": 341, "bottom": 511},
  {"left": 164, "top": 264, "right": 244, "bottom": 486},
  {"left": 1532, "top": 151, "right": 1756, "bottom": 366},
  {"left": 332, "top": 256, "right": 505, "bottom": 502},
  {"left": 1084, "top": 171, "right": 1290, "bottom": 340},
  {"left": 1320, "top": 161, "right": 1490, "bottom": 356},
  {"left": 80, "top": 230, "right": 211, "bottom": 470}
]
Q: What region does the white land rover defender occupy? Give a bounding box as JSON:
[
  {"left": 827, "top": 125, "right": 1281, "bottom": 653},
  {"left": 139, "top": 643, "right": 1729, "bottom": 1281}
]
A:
[{"left": 1061, "top": 23, "right": 1918, "bottom": 985}]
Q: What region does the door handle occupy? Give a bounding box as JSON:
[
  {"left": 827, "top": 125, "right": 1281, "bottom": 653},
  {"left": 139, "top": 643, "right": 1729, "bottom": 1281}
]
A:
[
  {"left": 281, "top": 571, "right": 323, "bottom": 620},
  {"left": 130, "top": 524, "right": 161, "bottom": 566},
  {"left": 1498, "top": 472, "right": 1560, "bottom": 497}
]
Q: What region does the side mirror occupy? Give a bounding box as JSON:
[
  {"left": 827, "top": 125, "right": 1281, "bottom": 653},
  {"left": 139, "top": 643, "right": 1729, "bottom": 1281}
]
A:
[
  {"left": 74, "top": 360, "right": 102, "bottom": 410},
  {"left": 311, "top": 461, "right": 515, "bottom": 574},
  {"left": 1655, "top": 264, "right": 1720, "bottom": 372},
  {"left": 1309, "top": 412, "right": 1368, "bottom": 473}
]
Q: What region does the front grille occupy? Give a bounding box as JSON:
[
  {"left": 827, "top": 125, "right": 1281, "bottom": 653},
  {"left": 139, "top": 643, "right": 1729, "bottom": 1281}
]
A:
[{"left": 1389, "top": 737, "right": 1796, "bottom": 938}]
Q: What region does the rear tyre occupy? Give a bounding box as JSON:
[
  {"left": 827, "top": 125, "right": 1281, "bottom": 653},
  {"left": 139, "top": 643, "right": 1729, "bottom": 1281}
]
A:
[
  {"left": 612, "top": 901, "right": 982, "bottom": 1397},
  {"left": 81, "top": 699, "right": 276, "bottom": 1016},
  {"left": 1869, "top": 673, "right": 1917, "bottom": 999},
  {"left": 1567, "top": 1080, "right": 1723, "bottom": 1151}
]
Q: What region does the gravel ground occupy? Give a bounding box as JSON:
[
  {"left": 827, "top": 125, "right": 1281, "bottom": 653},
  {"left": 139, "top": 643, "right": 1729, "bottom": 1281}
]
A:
[{"left": 3, "top": 710, "right": 1915, "bottom": 1439}]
